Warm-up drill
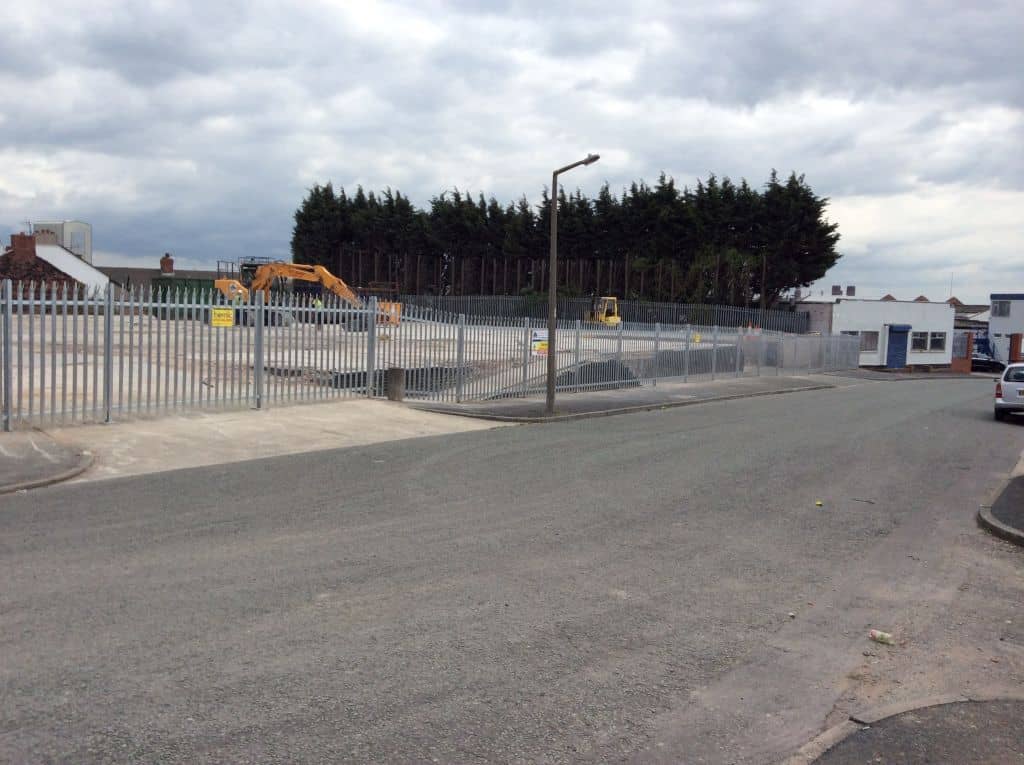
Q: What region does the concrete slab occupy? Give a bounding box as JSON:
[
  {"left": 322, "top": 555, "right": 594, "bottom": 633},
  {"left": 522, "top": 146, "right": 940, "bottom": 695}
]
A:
[
  {"left": 814, "top": 700, "right": 1024, "bottom": 764},
  {"left": 50, "top": 399, "right": 506, "bottom": 483},
  {"left": 984, "top": 475, "right": 1024, "bottom": 545},
  {"left": 412, "top": 374, "right": 838, "bottom": 421},
  {"left": 824, "top": 368, "right": 976, "bottom": 381},
  {"left": 0, "top": 431, "right": 93, "bottom": 494}
]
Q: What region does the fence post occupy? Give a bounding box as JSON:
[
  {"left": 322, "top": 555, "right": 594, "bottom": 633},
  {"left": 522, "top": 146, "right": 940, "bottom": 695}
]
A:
[
  {"left": 653, "top": 322, "right": 660, "bottom": 386},
  {"left": 711, "top": 325, "right": 718, "bottom": 380},
  {"left": 103, "top": 287, "right": 114, "bottom": 422},
  {"left": 574, "top": 319, "right": 582, "bottom": 393},
  {"left": 616, "top": 320, "right": 623, "bottom": 378},
  {"left": 521, "top": 317, "right": 530, "bottom": 395},
  {"left": 2, "top": 280, "right": 11, "bottom": 432},
  {"left": 455, "top": 313, "right": 466, "bottom": 403},
  {"left": 684, "top": 324, "right": 690, "bottom": 382},
  {"left": 253, "top": 292, "right": 265, "bottom": 409},
  {"left": 366, "top": 297, "right": 378, "bottom": 398},
  {"left": 735, "top": 327, "right": 742, "bottom": 377}
]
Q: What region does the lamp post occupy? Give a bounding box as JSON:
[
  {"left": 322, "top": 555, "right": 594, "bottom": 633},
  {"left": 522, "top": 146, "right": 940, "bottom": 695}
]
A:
[{"left": 546, "top": 153, "right": 600, "bottom": 416}]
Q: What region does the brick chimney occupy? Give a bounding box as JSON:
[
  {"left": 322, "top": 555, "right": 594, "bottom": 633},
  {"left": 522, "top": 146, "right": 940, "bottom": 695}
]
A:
[
  {"left": 9, "top": 233, "right": 37, "bottom": 261},
  {"left": 2, "top": 233, "right": 72, "bottom": 289},
  {"left": 159, "top": 252, "right": 174, "bottom": 275},
  {"left": 34, "top": 229, "right": 59, "bottom": 246}
]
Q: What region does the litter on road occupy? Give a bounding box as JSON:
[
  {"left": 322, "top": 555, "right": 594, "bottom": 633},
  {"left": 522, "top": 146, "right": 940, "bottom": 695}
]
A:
[{"left": 868, "top": 629, "right": 896, "bottom": 645}]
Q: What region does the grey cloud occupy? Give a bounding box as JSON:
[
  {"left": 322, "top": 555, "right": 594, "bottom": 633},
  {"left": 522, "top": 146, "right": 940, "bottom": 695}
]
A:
[
  {"left": 627, "top": 1, "right": 1023, "bottom": 105},
  {"left": 0, "top": 0, "right": 1021, "bottom": 302}
]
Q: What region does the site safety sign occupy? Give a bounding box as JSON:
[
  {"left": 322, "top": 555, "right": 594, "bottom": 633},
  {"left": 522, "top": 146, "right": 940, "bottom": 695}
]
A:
[
  {"left": 211, "top": 308, "right": 235, "bottom": 328},
  {"left": 531, "top": 329, "right": 548, "bottom": 357}
]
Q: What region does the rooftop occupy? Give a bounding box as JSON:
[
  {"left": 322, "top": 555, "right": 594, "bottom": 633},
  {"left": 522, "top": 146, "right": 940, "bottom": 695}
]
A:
[
  {"left": 797, "top": 296, "right": 955, "bottom": 307},
  {"left": 34, "top": 244, "right": 109, "bottom": 292}
]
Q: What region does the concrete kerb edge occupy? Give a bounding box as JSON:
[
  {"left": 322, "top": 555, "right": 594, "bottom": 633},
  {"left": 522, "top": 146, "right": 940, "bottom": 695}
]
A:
[
  {"left": 779, "top": 693, "right": 1024, "bottom": 765},
  {"left": 0, "top": 449, "right": 94, "bottom": 496},
  {"left": 825, "top": 372, "right": 980, "bottom": 382},
  {"left": 848, "top": 693, "right": 969, "bottom": 725},
  {"left": 977, "top": 506, "right": 1024, "bottom": 547},
  {"left": 410, "top": 383, "right": 836, "bottom": 424},
  {"left": 977, "top": 458, "right": 1024, "bottom": 547},
  {"left": 779, "top": 721, "right": 861, "bottom": 765}
]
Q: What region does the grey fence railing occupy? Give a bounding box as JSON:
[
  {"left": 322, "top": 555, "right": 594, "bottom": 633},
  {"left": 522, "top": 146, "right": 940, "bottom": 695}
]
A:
[
  {"left": 0, "top": 280, "right": 858, "bottom": 429},
  {"left": 398, "top": 294, "right": 810, "bottom": 334}
]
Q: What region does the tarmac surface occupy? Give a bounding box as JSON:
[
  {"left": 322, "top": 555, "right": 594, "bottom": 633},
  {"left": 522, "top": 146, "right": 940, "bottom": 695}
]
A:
[
  {"left": 2, "top": 376, "right": 1022, "bottom": 763},
  {"left": 3, "top": 376, "right": 837, "bottom": 487},
  {"left": 816, "top": 700, "right": 1024, "bottom": 764}
]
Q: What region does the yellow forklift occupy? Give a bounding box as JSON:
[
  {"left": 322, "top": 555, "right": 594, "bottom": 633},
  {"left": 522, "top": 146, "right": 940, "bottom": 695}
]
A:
[{"left": 585, "top": 296, "right": 621, "bottom": 327}]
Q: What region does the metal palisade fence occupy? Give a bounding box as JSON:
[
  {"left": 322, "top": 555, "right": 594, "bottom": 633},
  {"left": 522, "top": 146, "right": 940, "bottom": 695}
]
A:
[{"left": 0, "top": 280, "right": 859, "bottom": 430}]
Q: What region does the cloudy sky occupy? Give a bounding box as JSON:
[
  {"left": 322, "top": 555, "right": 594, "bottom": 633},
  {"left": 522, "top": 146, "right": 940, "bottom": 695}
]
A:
[{"left": 2, "top": 0, "right": 1021, "bottom": 302}]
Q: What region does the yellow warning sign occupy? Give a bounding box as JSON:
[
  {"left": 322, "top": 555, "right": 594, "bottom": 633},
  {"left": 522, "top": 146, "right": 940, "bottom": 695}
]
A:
[{"left": 211, "top": 307, "right": 235, "bottom": 328}]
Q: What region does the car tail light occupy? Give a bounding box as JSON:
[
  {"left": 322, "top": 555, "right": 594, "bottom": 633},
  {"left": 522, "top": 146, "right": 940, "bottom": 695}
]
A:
[{"left": 996, "top": 382, "right": 1003, "bottom": 398}]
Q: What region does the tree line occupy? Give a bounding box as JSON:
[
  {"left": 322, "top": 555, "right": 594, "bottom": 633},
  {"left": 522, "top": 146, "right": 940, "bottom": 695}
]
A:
[{"left": 290, "top": 170, "right": 840, "bottom": 307}]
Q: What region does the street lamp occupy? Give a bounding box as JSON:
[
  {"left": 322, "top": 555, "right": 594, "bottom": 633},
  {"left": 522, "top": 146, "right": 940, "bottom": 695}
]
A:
[{"left": 546, "top": 153, "right": 600, "bottom": 416}]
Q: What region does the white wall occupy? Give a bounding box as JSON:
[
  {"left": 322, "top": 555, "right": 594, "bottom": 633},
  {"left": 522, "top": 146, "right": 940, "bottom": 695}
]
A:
[
  {"left": 989, "top": 296, "right": 1024, "bottom": 362},
  {"left": 801, "top": 302, "right": 834, "bottom": 334},
  {"left": 31, "top": 220, "right": 93, "bottom": 263},
  {"left": 831, "top": 299, "right": 954, "bottom": 366},
  {"left": 62, "top": 221, "right": 93, "bottom": 263}
]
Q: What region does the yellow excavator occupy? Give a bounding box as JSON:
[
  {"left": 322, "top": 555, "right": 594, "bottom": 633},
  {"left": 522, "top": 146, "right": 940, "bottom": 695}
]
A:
[
  {"left": 215, "top": 262, "right": 401, "bottom": 326},
  {"left": 585, "top": 296, "right": 621, "bottom": 327}
]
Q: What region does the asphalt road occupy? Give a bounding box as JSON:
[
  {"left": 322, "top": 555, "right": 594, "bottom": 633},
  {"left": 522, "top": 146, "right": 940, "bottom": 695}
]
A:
[{"left": 1, "top": 377, "right": 1021, "bottom": 763}]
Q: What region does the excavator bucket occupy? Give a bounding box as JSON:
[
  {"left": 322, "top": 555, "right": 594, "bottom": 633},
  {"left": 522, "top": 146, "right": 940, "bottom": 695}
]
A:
[{"left": 379, "top": 302, "right": 402, "bottom": 326}]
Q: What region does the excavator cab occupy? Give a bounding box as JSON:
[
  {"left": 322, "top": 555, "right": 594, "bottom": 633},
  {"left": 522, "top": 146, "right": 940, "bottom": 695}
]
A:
[
  {"left": 215, "top": 279, "right": 249, "bottom": 302},
  {"left": 585, "top": 296, "right": 621, "bottom": 327}
]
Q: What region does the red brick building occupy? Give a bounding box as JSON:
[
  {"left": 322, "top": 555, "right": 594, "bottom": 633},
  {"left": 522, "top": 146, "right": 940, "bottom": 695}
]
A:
[{"left": 1, "top": 233, "right": 110, "bottom": 296}]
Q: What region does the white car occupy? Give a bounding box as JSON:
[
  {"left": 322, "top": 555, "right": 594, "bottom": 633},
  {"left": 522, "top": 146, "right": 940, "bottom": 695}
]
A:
[{"left": 994, "top": 362, "right": 1024, "bottom": 421}]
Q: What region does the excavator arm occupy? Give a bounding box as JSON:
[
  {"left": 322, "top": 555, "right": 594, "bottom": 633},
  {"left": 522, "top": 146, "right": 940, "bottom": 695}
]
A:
[
  {"left": 249, "top": 264, "right": 363, "bottom": 308},
  {"left": 214, "top": 262, "right": 401, "bottom": 325}
]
